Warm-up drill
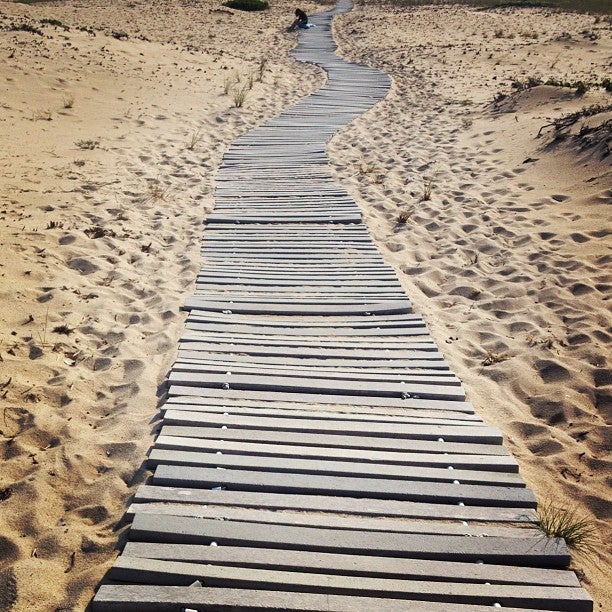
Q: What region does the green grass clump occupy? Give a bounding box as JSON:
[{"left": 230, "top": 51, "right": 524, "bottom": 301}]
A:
[
  {"left": 536, "top": 500, "right": 598, "bottom": 556},
  {"left": 223, "top": 0, "right": 269, "bottom": 11}
]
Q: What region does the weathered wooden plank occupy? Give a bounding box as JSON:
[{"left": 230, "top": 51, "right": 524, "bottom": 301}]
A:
[
  {"left": 152, "top": 465, "right": 536, "bottom": 507},
  {"left": 105, "top": 557, "right": 591, "bottom": 611},
  {"left": 153, "top": 436, "right": 518, "bottom": 472},
  {"left": 175, "top": 351, "right": 454, "bottom": 372},
  {"left": 162, "top": 389, "right": 482, "bottom": 423},
  {"left": 121, "top": 542, "right": 580, "bottom": 586},
  {"left": 129, "top": 514, "right": 563, "bottom": 562},
  {"left": 179, "top": 333, "right": 437, "bottom": 350},
  {"left": 183, "top": 298, "right": 412, "bottom": 315},
  {"left": 92, "top": 584, "right": 561, "bottom": 612},
  {"left": 158, "top": 425, "right": 508, "bottom": 456},
  {"left": 166, "top": 373, "right": 466, "bottom": 401},
  {"left": 127, "top": 503, "right": 532, "bottom": 536},
  {"left": 171, "top": 362, "right": 462, "bottom": 386},
  {"left": 159, "top": 402, "right": 478, "bottom": 424},
  {"left": 166, "top": 389, "right": 473, "bottom": 413},
  {"left": 146, "top": 450, "right": 522, "bottom": 486},
  {"left": 185, "top": 322, "right": 431, "bottom": 338},
  {"left": 133, "top": 485, "right": 535, "bottom": 522},
  {"left": 161, "top": 410, "right": 495, "bottom": 443}
]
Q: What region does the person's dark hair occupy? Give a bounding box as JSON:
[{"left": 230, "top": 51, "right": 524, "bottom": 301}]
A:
[{"left": 295, "top": 8, "right": 301, "bottom": 15}]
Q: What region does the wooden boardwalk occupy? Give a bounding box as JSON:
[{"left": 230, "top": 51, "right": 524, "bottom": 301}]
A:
[{"left": 93, "top": 2, "right": 592, "bottom": 610}]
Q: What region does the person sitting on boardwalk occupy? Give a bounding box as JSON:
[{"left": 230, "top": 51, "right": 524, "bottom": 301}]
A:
[{"left": 288, "top": 8, "right": 308, "bottom": 31}]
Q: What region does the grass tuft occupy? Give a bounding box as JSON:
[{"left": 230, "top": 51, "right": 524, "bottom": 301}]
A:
[
  {"left": 187, "top": 129, "right": 203, "bottom": 150},
  {"left": 75, "top": 139, "right": 99, "bottom": 150},
  {"left": 536, "top": 500, "right": 598, "bottom": 556},
  {"left": 232, "top": 84, "right": 250, "bottom": 108}
]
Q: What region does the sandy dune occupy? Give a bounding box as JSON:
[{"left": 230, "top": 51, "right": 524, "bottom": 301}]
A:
[
  {"left": 331, "top": 5, "right": 611, "bottom": 609},
  {"left": 0, "top": 1, "right": 324, "bottom": 609}
]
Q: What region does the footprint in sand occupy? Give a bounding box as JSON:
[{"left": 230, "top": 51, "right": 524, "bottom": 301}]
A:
[
  {"left": 570, "top": 232, "right": 589, "bottom": 243},
  {"left": 0, "top": 567, "right": 18, "bottom": 611},
  {"left": 0, "top": 536, "right": 20, "bottom": 566},
  {"left": 536, "top": 359, "right": 571, "bottom": 383}
]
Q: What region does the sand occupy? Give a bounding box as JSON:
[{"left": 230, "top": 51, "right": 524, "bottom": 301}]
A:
[
  {"left": 330, "top": 4, "right": 611, "bottom": 609},
  {"left": 0, "top": 0, "right": 610, "bottom": 610},
  {"left": 0, "top": 0, "right": 325, "bottom": 609}
]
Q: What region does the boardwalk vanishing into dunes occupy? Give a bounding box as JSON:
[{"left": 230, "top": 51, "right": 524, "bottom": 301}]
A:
[{"left": 92, "top": 2, "right": 592, "bottom": 610}]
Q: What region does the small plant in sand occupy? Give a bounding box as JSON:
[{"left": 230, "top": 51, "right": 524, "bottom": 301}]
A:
[
  {"left": 397, "top": 210, "right": 412, "bottom": 225},
  {"left": 481, "top": 351, "right": 509, "bottom": 367},
  {"left": 421, "top": 174, "right": 435, "bottom": 201},
  {"left": 257, "top": 58, "right": 268, "bottom": 82},
  {"left": 223, "top": 72, "right": 239, "bottom": 95},
  {"left": 535, "top": 499, "right": 598, "bottom": 556},
  {"left": 146, "top": 177, "right": 171, "bottom": 202},
  {"left": 75, "top": 139, "right": 99, "bottom": 150},
  {"left": 232, "top": 84, "right": 250, "bottom": 108},
  {"left": 187, "top": 129, "right": 203, "bottom": 150},
  {"left": 62, "top": 94, "right": 75, "bottom": 109},
  {"left": 31, "top": 108, "right": 53, "bottom": 121}
]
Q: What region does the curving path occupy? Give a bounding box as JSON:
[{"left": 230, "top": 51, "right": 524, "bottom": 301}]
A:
[{"left": 92, "top": 2, "right": 592, "bottom": 610}]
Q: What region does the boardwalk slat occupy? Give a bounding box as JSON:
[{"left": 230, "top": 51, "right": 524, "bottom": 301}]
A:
[
  {"left": 151, "top": 465, "right": 536, "bottom": 507},
  {"left": 121, "top": 542, "right": 581, "bottom": 586},
  {"left": 128, "top": 514, "right": 563, "bottom": 564},
  {"left": 93, "top": 585, "right": 565, "bottom": 612}
]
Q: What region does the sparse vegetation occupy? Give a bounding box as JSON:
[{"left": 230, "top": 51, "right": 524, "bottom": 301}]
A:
[
  {"left": 481, "top": 351, "right": 510, "bottom": 366},
  {"left": 146, "top": 177, "right": 171, "bottom": 202},
  {"left": 223, "top": 0, "right": 269, "bottom": 11},
  {"left": 257, "top": 58, "right": 268, "bottom": 82},
  {"left": 536, "top": 500, "right": 598, "bottom": 556},
  {"left": 31, "top": 109, "right": 52, "bottom": 121},
  {"left": 9, "top": 22, "right": 43, "bottom": 35},
  {"left": 537, "top": 103, "right": 612, "bottom": 138},
  {"left": 40, "top": 18, "right": 67, "bottom": 29},
  {"left": 187, "top": 129, "right": 203, "bottom": 150},
  {"left": 223, "top": 72, "right": 239, "bottom": 95},
  {"left": 75, "top": 139, "right": 99, "bottom": 150},
  {"left": 397, "top": 210, "right": 412, "bottom": 224},
  {"left": 232, "top": 83, "right": 250, "bottom": 108},
  {"left": 421, "top": 173, "right": 436, "bottom": 201}
]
